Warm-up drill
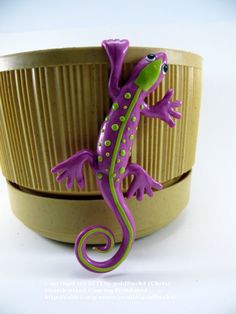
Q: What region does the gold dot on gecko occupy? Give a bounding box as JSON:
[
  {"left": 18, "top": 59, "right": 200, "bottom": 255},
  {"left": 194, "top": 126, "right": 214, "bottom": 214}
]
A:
[
  {"left": 116, "top": 159, "right": 121, "bottom": 163},
  {"left": 97, "top": 173, "right": 103, "bottom": 180},
  {"left": 105, "top": 140, "right": 111, "bottom": 147},
  {"left": 129, "top": 134, "right": 134, "bottom": 140},
  {"left": 140, "top": 104, "right": 144, "bottom": 110},
  {"left": 119, "top": 167, "right": 125, "bottom": 174},
  {"left": 120, "top": 149, "right": 126, "bottom": 156},
  {"left": 131, "top": 116, "right": 137, "bottom": 122},
  {"left": 98, "top": 156, "right": 103, "bottom": 162},
  {"left": 105, "top": 116, "right": 109, "bottom": 121},
  {"left": 111, "top": 124, "right": 119, "bottom": 131},
  {"left": 106, "top": 152, "right": 110, "bottom": 157},
  {"left": 122, "top": 138, "right": 126, "bottom": 143},
  {"left": 123, "top": 105, "right": 128, "bottom": 109},
  {"left": 124, "top": 92, "right": 131, "bottom": 99},
  {"left": 112, "top": 103, "right": 119, "bottom": 110}
]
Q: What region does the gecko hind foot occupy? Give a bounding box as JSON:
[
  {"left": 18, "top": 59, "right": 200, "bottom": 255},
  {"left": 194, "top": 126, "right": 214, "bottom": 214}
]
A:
[
  {"left": 51, "top": 149, "right": 97, "bottom": 190},
  {"left": 125, "top": 164, "right": 163, "bottom": 201}
]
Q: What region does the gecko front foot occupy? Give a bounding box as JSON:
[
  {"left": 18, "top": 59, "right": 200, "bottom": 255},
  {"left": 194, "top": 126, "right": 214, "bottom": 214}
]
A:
[
  {"left": 142, "top": 89, "right": 182, "bottom": 127},
  {"left": 102, "top": 39, "right": 129, "bottom": 99},
  {"left": 155, "top": 89, "right": 182, "bottom": 127},
  {"left": 124, "top": 163, "right": 163, "bottom": 201},
  {"left": 51, "top": 149, "right": 97, "bottom": 190},
  {"left": 102, "top": 39, "right": 129, "bottom": 63}
]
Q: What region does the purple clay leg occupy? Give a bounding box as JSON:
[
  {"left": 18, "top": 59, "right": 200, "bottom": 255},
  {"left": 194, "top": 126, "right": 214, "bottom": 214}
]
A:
[
  {"left": 141, "top": 89, "right": 182, "bottom": 127},
  {"left": 123, "top": 163, "right": 163, "bottom": 201},
  {"left": 51, "top": 149, "right": 97, "bottom": 190},
  {"left": 102, "top": 39, "right": 129, "bottom": 100}
]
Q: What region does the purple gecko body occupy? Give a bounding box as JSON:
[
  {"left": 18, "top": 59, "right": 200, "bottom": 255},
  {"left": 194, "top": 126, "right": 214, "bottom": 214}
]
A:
[{"left": 51, "top": 39, "right": 182, "bottom": 273}]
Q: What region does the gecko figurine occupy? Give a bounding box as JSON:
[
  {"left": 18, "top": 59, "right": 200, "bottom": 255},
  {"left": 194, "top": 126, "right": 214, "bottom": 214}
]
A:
[{"left": 51, "top": 39, "right": 182, "bottom": 273}]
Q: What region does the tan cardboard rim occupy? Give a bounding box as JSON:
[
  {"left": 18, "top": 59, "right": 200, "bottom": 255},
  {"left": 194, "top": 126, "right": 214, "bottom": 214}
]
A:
[
  {"left": 8, "top": 170, "right": 192, "bottom": 244},
  {"left": 0, "top": 46, "right": 202, "bottom": 71}
]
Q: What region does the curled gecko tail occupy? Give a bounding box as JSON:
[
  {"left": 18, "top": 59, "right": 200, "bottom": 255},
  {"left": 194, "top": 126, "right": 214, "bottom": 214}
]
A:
[
  {"left": 74, "top": 225, "right": 116, "bottom": 272},
  {"left": 74, "top": 188, "right": 136, "bottom": 273}
]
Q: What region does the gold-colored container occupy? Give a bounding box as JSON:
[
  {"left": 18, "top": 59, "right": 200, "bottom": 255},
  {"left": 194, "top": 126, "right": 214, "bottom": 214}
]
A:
[{"left": 0, "top": 46, "right": 202, "bottom": 243}]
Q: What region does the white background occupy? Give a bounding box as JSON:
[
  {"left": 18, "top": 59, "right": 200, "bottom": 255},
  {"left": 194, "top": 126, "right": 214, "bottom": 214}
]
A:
[{"left": 0, "top": 0, "right": 236, "bottom": 313}]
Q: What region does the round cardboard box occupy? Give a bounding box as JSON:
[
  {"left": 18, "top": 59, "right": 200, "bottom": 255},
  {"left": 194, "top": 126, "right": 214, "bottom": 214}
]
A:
[{"left": 0, "top": 46, "right": 202, "bottom": 244}]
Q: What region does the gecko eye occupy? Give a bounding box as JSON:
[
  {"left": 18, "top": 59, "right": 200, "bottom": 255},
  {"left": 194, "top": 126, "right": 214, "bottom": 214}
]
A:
[
  {"left": 162, "top": 63, "right": 168, "bottom": 74},
  {"left": 145, "top": 53, "right": 156, "bottom": 62}
]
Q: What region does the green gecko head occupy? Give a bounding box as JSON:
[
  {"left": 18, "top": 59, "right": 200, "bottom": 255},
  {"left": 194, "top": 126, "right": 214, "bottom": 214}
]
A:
[{"left": 130, "top": 52, "right": 168, "bottom": 94}]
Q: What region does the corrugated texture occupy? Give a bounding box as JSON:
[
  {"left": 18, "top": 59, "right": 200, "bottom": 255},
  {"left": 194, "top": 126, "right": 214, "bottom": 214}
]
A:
[{"left": 0, "top": 62, "right": 201, "bottom": 195}]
